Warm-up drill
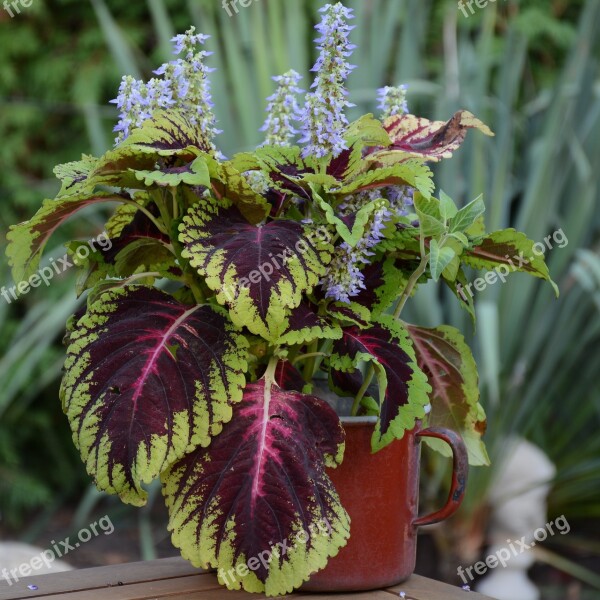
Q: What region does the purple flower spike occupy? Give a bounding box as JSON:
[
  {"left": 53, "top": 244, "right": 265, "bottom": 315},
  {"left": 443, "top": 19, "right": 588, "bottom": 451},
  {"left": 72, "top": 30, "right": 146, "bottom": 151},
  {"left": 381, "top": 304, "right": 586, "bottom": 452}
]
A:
[
  {"left": 260, "top": 70, "right": 304, "bottom": 146},
  {"left": 300, "top": 3, "right": 356, "bottom": 159},
  {"left": 377, "top": 84, "right": 409, "bottom": 119},
  {"left": 110, "top": 27, "right": 219, "bottom": 151}
]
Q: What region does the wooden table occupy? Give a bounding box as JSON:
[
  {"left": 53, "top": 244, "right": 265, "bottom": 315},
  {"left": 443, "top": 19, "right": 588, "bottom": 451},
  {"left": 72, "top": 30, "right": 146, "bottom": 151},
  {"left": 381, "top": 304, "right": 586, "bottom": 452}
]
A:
[{"left": 0, "top": 557, "right": 495, "bottom": 599}]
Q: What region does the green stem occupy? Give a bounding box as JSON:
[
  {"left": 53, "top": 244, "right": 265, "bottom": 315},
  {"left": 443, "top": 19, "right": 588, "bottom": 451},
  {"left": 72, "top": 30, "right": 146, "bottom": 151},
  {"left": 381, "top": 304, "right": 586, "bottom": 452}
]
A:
[
  {"left": 311, "top": 338, "right": 334, "bottom": 375},
  {"left": 171, "top": 188, "right": 179, "bottom": 221},
  {"left": 122, "top": 271, "right": 162, "bottom": 285},
  {"left": 393, "top": 235, "right": 430, "bottom": 320},
  {"left": 264, "top": 355, "right": 279, "bottom": 386},
  {"left": 153, "top": 191, "right": 172, "bottom": 232},
  {"left": 188, "top": 277, "right": 205, "bottom": 304},
  {"left": 302, "top": 339, "right": 319, "bottom": 382},
  {"left": 351, "top": 364, "right": 375, "bottom": 416},
  {"left": 293, "top": 352, "right": 328, "bottom": 365},
  {"left": 121, "top": 199, "right": 168, "bottom": 236}
]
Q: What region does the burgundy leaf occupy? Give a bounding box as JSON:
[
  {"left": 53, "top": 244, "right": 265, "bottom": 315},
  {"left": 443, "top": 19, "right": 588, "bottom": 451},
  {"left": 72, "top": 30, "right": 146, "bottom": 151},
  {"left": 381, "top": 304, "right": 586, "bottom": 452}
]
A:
[
  {"left": 274, "top": 360, "right": 305, "bottom": 392},
  {"left": 162, "top": 369, "right": 350, "bottom": 594},
  {"left": 61, "top": 286, "right": 248, "bottom": 505},
  {"left": 330, "top": 317, "right": 430, "bottom": 450},
  {"left": 407, "top": 324, "right": 488, "bottom": 465},
  {"left": 180, "top": 204, "right": 332, "bottom": 340}
]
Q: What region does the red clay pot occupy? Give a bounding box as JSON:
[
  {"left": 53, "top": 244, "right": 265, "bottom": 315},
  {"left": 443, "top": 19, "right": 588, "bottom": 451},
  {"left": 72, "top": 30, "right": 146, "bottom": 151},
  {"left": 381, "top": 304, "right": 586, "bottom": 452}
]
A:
[{"left": 303, "top": 417, "right": 468, "bottom": 592}]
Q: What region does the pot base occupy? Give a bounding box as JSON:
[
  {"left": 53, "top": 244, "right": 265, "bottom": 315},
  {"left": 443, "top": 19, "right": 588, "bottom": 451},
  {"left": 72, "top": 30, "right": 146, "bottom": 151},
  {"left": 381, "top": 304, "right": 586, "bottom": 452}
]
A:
[{"left": 301, "top": 419, "right": 420, "bottom": 592}]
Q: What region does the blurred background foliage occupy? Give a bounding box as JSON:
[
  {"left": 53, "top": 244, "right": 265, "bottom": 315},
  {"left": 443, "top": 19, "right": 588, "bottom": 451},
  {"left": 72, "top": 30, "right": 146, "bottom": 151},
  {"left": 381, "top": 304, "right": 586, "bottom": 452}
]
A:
[{"left": 1, "top": 0, "right": 599, "bottom": 593}]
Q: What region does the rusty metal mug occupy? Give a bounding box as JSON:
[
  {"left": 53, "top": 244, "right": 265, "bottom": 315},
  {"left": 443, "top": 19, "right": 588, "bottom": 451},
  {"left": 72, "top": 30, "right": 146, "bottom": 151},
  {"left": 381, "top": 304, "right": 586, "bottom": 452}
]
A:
[{"left": 303, "top": 417, "right": 469, "bottom": 592}]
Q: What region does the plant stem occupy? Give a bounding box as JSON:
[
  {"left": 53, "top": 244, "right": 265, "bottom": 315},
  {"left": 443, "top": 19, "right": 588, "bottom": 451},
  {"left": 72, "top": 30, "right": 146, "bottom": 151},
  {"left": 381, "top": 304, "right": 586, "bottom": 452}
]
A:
[
  {"left": 393, "top": 240, "right": 430, "bottom": 320},
  {"left": 187, "top": 277, "right": 205, "bottom": 304},
  {"left": 302, "top": 339, "right": 319, "bottom": 382},
  {"left": 153, "top": 191, "right": 172, "bottom": 231},
  {"left": 264, "top": 355, "right": 279, "bottom": 386},
  {"left": 311, "top": 338, "right": 334, "bottom": 375},
  {"left": 292, "top": 352, "right": 328, "bottom": 365},
  {"left": 351, "top": 364, "right": 375, "bottom": 416},
  {"left": 121, "top": 199, "right": 168, "bottom": 236},
  {"left": 171, "top": 188, "right": 179, "bottom": 221}
]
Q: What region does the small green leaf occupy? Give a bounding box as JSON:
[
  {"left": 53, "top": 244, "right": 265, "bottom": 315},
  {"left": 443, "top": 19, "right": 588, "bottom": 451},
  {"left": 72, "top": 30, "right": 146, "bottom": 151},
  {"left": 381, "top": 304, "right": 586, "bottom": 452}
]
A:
[
  {"left": 344, "top": 113, "right": 391, "bottom": 149},
  {"left": 450, "top": 231, "right": 470, "bottom": 247},
  {"left": 311, "top": 185, "right": 379, "bottom": 247},
  {"left": 441, "top": 237, "right": 464, "bottom": 282},
  {"left": 439, "top": 190, "right": 458, "bottom": 222},
  {"left": 414, "top": 193, "right": 446, "bottom": 238},
  {"left": 429, "top": 240, "right": 456, "bottom": 282},
  {"left": 449, "top": 194, "right": 485, "bottom": 233}
]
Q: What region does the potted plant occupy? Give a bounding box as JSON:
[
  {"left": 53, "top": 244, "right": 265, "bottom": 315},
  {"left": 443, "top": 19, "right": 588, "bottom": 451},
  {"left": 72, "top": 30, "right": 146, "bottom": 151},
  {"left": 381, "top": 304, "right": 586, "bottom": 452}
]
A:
[{"left": 6, "top": 3, "right": 557, "bottom": 596}]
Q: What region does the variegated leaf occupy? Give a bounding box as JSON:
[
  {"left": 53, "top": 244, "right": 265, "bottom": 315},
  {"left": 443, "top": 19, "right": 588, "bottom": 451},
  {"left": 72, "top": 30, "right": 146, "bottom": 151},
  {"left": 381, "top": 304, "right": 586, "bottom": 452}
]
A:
[
  {"left": 407, "top": 324, "right": 489, "bottom": 466},
  {"left": 162, "top": 368, "right": 349, "bottom": 595},
  {"left": 331, "top": 316, "right": 431, "bottom": 451},
  {"left": 6, "top": 192, "right": 128, "bottom": 282},
  {"left": 463, "top": 228, "right": 559, "bottom": 295},
  {"left": 179, "top": 203, "right": 333, "bottom": 341},
  {"left": 92, "top": 109, "right": 211, "bottom": 179},
  {"left": 60, "top": 286, "right": 248, "bottom": 506},
  {"left": 370, "top": 110, "right": 494, "bottom": 164}
]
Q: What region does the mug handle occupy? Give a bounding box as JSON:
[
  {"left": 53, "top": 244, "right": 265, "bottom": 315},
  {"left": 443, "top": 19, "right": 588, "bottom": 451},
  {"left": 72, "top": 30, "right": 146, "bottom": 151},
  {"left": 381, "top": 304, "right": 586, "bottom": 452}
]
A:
[{"left": 413, "top": 426, "right": 469, "bottom": 528}]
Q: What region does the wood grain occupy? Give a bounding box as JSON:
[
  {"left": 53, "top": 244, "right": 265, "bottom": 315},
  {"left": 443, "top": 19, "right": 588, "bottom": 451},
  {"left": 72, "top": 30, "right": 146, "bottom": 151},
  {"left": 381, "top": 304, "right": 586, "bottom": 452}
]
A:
[{"left": 0, "top": 557, "right": 495, "bottom": 599}]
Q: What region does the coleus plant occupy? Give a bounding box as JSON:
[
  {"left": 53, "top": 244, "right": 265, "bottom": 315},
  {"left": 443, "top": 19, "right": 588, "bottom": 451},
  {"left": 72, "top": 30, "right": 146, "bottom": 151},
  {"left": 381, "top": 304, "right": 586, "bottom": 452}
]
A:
[{"left": 6, "top": 4, "right": 557, "bottom": 596}]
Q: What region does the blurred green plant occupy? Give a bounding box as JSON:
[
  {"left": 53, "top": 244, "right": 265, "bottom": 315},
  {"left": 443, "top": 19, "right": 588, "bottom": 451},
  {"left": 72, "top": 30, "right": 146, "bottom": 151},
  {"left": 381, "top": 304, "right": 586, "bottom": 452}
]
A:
[{"left": 403, "top": 0, "right": 600, "bottom": 589}]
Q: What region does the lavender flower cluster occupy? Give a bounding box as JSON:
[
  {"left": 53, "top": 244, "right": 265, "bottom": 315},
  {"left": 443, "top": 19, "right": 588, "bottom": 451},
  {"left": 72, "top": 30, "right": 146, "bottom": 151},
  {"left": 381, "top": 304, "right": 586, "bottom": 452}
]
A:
[
  {"left": 299, "top": 3, "right": 356, "bottom": 158},
  {"left": 377, "top": 85, "right": 409, "bottom": 120},
  {"left": 322, "top": 183, "right": 414, "bottom": 303},
  {"left": 111, "top": 27, "right": 219, "bottom": 148},
  {"left": 260, "top": 70, "right": 304, "bottom": 146},
  {"left": 322, "top": 201, "right": 392, "bottom": 304},
  {"left": 109, "top": 4, "right": 416, "bottom": 305}
]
